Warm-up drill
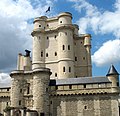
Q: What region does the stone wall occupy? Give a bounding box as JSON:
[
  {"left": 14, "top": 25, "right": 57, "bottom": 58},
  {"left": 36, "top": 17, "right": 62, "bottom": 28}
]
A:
[{"left": 50, "top": 94, "right": 119, "bottom": 116}]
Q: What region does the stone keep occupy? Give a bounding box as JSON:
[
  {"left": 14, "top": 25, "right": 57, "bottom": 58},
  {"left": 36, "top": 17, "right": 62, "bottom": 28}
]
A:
[{"left": 0, "top": 12, "right": 119, "bottom": 116}]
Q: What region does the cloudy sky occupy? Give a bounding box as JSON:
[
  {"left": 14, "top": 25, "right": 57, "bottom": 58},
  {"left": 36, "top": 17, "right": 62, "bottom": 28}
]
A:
[{"left": 0, "top": 0, "right": 120, "bottom": 85}]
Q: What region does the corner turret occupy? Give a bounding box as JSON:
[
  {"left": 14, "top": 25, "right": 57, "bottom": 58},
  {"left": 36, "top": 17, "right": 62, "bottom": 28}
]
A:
[{"left": 106, "top": 65, "right": 119, "bottom": 93}]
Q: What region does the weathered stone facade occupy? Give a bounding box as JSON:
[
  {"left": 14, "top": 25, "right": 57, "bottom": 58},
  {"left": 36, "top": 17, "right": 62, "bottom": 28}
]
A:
[{"left": 0, "top": 12, "right": 119, "bottom": 116}]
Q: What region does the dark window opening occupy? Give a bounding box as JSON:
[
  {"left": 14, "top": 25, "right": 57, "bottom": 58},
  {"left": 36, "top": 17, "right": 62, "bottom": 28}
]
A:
[
  {"left": 68, "top": 45, "right": 70, "bottom": 50},
  {"left": 84, "top": 106, "right": 87, "bottom": 109},
  {"left": 41, "top": 51, "right": 43, "bottom": 57},
  {"left": 20, "top": 89, "right": 22, "bottom": 93},
  {"left": 7, "top": 88, "right": 9, "bottom": 91},
  {"left": 83, "top": 84, "right": 86, "bottom": 88},
  {"left": 27, "top": 87, "right": 30, "bottom": 94},
  {"left": 69, "top": 85, "right": 72, "bottom": 89},
  {"left": 63, "top": 45, "right": 65, "bottom": 50},
  {"left": 47, "top": 24, "right": 49, "bottom": 27},
  {"left": 47, "top": 36, "right": 49, "bottom": 40},
  {"left": 55, "top": 35, "right": 57, "bottom": 38},
  {"left": 55, "top": 73, "right": 57, "bottom": 77},
  {"left": 46, "top": 53, "right": 48, "bottom": 57},
  {"left": 75, "top": 57, "right": 77, "bottom": 61},
  {"left": 19, "top": 100, "right": 21, "bottom": 105},
  {"left": 63, "top": 67, "right": 65, "bottom": 72},
  {"left": 117, "top": 82, "right": 119, "bottom": 86},
  {"left": 69, "top": 67, "right": 71, "bottom": 72},
  {"left": 55, "top": 86, "right": 58, "bottom": 90},
  {"left": 6, "top": 102, "right": 8, "bottom": 106},
  {"left": 46, "top": 88, "right": 48, "bottom": 92},
  {"left": 39, "top": 25, "right": 41, "bottom": 27},
  {"left": 40, "top": 113, "right": 44, "bottom": 116},
  {"left": 60, "top": 21, "right": 62, "bottom": 23},
  {"left": 50, "top": 101, "right": 52, "bottom": 104},
  {"left": 55, "top": 52, "right": 57, "bottom": 56},
  {"left": 83, "top": 57, "right": 85, "bottom": 60}
]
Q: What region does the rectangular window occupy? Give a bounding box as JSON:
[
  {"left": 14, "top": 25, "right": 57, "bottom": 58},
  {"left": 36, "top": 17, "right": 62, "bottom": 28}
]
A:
[
  {"left": 63, "top": 45, "right": 65, "bottom": 50},
  {"left": 69, "top": 67, "right": 71, "bottom": 72},
  {"left": 69, "top": 85, "right": 72, "bottom": 89},
  {"left": 68, "top": 45, "right": 70, "bottom": 50},
  {"left": 63, "top": 67, "right": 65, "bottom": 72},
  {"left": 41, "top": 51, "right": 43, "bottom": 57},
  {"left": 75, "top": 57, "right": 77, "bottom": 61},
  {"left": 19, "top": 100, "right": 21, "bottom": 105}
]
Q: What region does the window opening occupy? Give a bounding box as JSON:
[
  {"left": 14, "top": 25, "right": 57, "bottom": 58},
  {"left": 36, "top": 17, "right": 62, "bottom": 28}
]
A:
[
  {"left": 55, "top": 52, "right": 57, "bottom": 56},
  {"left": 46, "top": 53, "right": 48, "bottom": 57},
  {"left": 68, "top": 45, "right": 70, "bottom": 50},
  {"left": 69, "top": 67, "right": 71, "bottom": 72},
  {"left": 63, "top": 67, "right": 65, "bottom": 72},
  {"left": 63, "top": 45, "right": 65, "bottom": 50}
]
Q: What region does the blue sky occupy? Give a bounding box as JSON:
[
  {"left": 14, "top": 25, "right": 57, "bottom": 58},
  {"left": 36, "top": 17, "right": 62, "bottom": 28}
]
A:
[{"left": 0, "top": 0, "right": 120, "bottom": 84}]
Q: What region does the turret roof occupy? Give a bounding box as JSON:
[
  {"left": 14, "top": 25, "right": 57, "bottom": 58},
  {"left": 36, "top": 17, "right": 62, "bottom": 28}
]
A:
[{"left": 106, "top": 64, "right": 119, "bottom": 76}]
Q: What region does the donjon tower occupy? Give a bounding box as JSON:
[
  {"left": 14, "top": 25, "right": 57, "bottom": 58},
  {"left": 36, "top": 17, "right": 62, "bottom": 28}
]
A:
[{"left": 0, "top": 12, "right": 119, "bottom": 116}]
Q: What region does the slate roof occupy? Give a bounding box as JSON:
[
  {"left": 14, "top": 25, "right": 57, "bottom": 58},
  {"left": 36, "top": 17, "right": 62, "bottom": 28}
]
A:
[
  {"left": 50, "top": 76, "right": 111, "bottom": 86},
  {"left": 106, "top": 64, "right": 119, "bottom": 76}
]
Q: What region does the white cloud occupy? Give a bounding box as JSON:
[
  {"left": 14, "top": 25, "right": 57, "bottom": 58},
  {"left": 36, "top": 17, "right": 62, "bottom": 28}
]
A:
[
  {"left": 92, "top": 39, "right": 120, "bottom": 66},
  {"left": 68, "top": 0, "right": 120, "bottom": 67},
  {"left": 0, "top": 0, "right": 56, "bottom": 86},
  {"left": 0, "top": 0, "right": 55, "bottom": 71},
  {"left": 0, "top": 73, "right": 11, "bottom": 87}
]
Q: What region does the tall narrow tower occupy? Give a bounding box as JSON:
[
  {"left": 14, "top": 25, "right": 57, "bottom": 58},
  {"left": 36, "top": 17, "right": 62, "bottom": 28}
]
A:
[
  {"left": 84, "top": 34, "right": 92, "bottom": 76},
  {"left": 31, "top": 16, "right": 51, "bottom": 115},
  {"left": 57, "top": 12, "right": 75, "bottom": 79}
]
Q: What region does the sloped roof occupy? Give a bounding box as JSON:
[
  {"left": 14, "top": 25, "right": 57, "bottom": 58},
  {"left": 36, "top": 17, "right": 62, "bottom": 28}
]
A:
[
  {"left": 50, "top": 76, "right": 110, "bottom": 86},
  {"left": 106, "top": 64, "right": 119, "bottom": 76}
]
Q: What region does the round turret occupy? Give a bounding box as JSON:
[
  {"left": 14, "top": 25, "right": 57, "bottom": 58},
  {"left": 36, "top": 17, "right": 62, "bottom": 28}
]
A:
[
  {"left": 106, "top": 64, "right": 119, "bottom": 87},
  {"left": 58, "top": 12, "right": 72, "bottom": 25},
  {"left": 10, "top": 71, "right": 25, "bottom": 108},
  {"left": 32, "top": 68, "right": 52, "bottom": 115},
  {"left": 84, "top": 34, "right": 91, "bottom": 47},
  {"left": 33, "top": 16, "right": 47, "bottom": 30}
]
